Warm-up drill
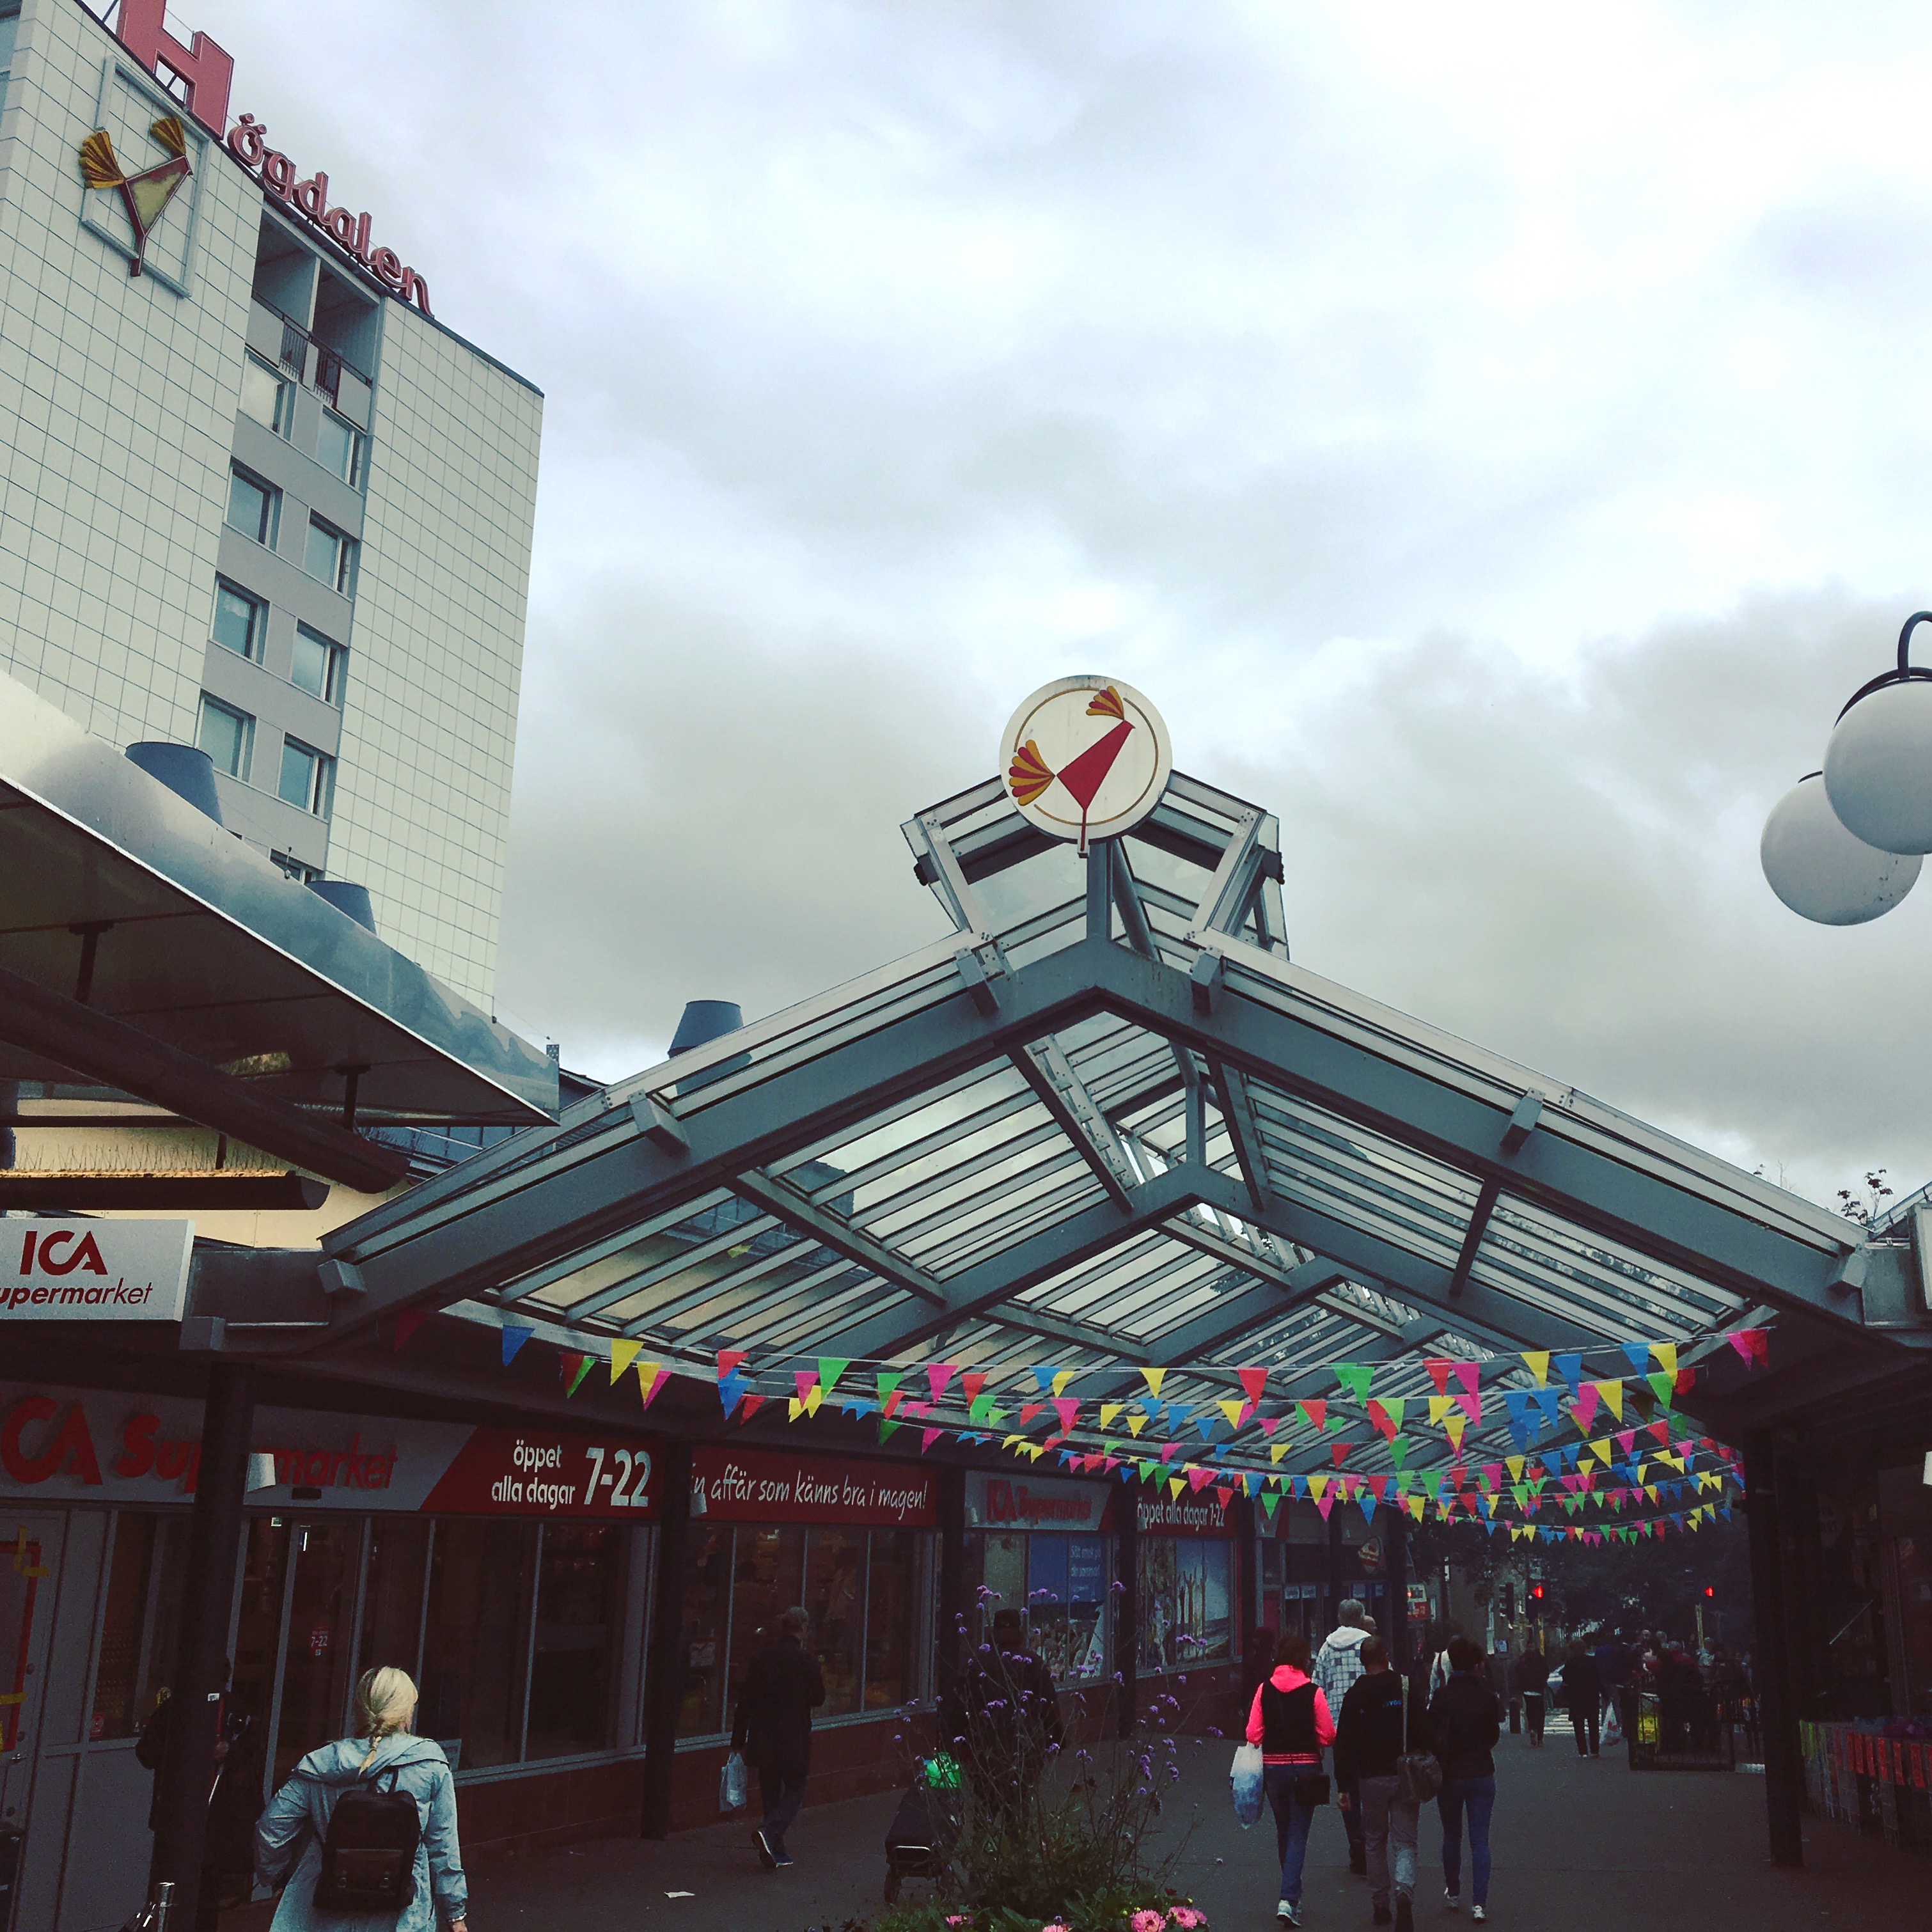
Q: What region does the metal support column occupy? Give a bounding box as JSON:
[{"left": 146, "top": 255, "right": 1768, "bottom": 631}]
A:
[
  {"left": 1231, "top": 1492, "right": 1260, "bottom": 1696},
  {"left": 150, "top": 1359, "right": 256, "bottom": 1929},
  {"left": 640, "top": 1437, "right": 692, "bottom": 1839},
  {"left": 1086, "top": 842, "right": 1113, "bottom": 943},
  {"left": 936, "top": 1463, "right": 966, "bottom": 1697},
  {"left": 1387, "top": 1507, "right": 1410, "bottom": 1673},
  {"left": 1115, "top": 1488, "right": 1139, "bottom": 1737},
  {"left": 1327, "top": 1504, "right": 1345, "bottom": 1633},
  {"left": 1744, "top": 1431, "right": 1804, "bottom": 1868}
]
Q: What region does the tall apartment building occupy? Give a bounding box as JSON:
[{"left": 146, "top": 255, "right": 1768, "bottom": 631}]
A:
[{"left": 0, "top": 0, "right": 542, "bottom": 1005}]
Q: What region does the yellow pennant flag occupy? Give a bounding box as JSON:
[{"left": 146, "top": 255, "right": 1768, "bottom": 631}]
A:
[
  {"left": 1168, "top": 1477, "right": 1186, "bottom": 1500},
  {"left": 1025, "top": 1444, "right": 1046, "bottom": 1462},
  {"left": 1646, "top": 1485, "right": 1660, "bottom": 1504},
  {"left": 1100, "top": 1403, "right": 1123, "bottom": 1430},
  {"left": 1408, "top": 1495, "right": 1425, "bottom": 1521},
  {"left": 787, "top": 1397, "right": 805, "bottom": 1420},
  {"left": 1308, "top": 1474, "right": 1330, "bottom": 1502},
  {"left": 1589, "top": 1438, "right": 1613, "bottom": 1465},
  {"left": 610, "top": 1339, "right": 643, "bottom": 1383},
  {"left": 1271, "top": 1442, "right": 1290, "bottom": 1465},
  {"left": 805, "top": 1385, "right": 824, "bottom": 1417},
  {"left": 1594, "top": 1379, "right": 1624, "bottom": 1421},
  {"left": 1506, "top": 1455, "right": 1525, "bottom": 1481},
  {"left": 1127, "top": 1411, "right": 1149, "bottom": 1437},
  {"left": 637, "top": 1362, "right": 664, "bottom": 1407},
  {"left": 1218, "top": 1399, "right": 1246, "bottom": 1431},
  {"left": 1002, "top": 1434, "right": 1024, "bottom": 1450},
  {"left": 1052, "top": 1370, "right": 1078, "bottom": 1398},
  {"left": 1651, "top": 1342, "right": 1678, "bottom": 1378},
  {"left": 1428, "top": 1394, "right": 1456, "bottom": 1425},
  {"left": 1142, "top": 1368, "right": 1167, "bottom": 1399},
  {"left": 1444, "top": 1413, "right": 1468, "bottom": 1449},
  {"left": 1522, "top": 1351, "right": 1550, "bottom": 1387}
]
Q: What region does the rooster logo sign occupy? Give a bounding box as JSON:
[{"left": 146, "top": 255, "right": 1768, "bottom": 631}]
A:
[
  {"left": 78, "top": 116, "right": 191, "bottom": 278},
  {"left": 1000, "top": 677, "right": 1174, "bottom": 852}
]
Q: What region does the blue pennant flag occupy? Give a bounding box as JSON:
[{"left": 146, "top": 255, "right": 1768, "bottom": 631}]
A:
[{"left": 501, "top": 1326, "right": 533, "bottom": 1367}]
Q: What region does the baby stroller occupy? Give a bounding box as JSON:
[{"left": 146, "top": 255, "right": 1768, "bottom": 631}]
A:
[{"left": 883, "top": 1756, "right": 961, "bottom": 1905}]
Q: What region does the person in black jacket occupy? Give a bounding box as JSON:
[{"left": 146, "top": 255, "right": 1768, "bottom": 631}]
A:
[
  {"left": 1333, "top": 1637, "right": 1418, "bottom": 1932},
  {"left": 1512, "top": 1640, "right": 1550, "bottom": 1747},
  {"left": 1562, "top": 1642, "right": 1604, "bottom": 1757},
  {"left": 731, "top": 1605, "right": 827, "bottom": 1869},
  {"left": 939, "top": 1608, "right": 1064, "bottom": 1826},
  {"left": 1426, "top": 1636, "right": 1500, "bottom": 1922}
]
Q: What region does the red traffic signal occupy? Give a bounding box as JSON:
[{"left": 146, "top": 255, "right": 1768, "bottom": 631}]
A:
[
  {"left": 1704, "top": 1586, "right": 1715, "bottom": 1599},
  {"left": 1530, "top": 1585, "right": 1544, "bottom": 1600}
]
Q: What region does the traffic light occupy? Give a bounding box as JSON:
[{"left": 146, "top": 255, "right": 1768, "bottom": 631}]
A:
[
  {"left": 1704, "top": 1586, "right": 1715, "bottom": 1599},
  {"left": 1530, "top": 1584, "right": 1544, "bottom": 1601}
]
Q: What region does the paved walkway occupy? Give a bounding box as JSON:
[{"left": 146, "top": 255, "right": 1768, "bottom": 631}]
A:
[{"left": 224, "top": 1729, "right": 1926, "bottom": 1931}]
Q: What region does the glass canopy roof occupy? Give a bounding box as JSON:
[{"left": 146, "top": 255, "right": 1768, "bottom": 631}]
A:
[{"left": 326, "top": 765, "right": 1876, "bottom": 1477}]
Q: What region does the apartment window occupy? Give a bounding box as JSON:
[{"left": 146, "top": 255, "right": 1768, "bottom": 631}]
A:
[
  {"left": 226, "top": 467, "right": 278, "bottom": 546},
  {"left": 315, "top": 411, "right": 363, "bottom": 486},
  {"left": 210, "top": 581, "right": 265, "bottom": 661},
  {"left": 196, "top": 696, "right": 253, "bottom": 779},
  {"left": 278, "top": 736, "right": 332, "bottom": 815},
  {"left": 0, "top": 8, "right": 19, "bottom": 113},
  {"left": 304, "top": 516, "right": 355, "bottom": 595},
  {"left": 291, "top": 624, "right": 345, "bottom": 704},
  {"left": 239, "top": 356, "right": 293, "bottom": 436}
]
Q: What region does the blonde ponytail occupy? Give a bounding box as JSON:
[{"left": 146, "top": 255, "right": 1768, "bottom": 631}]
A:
[{"left": 354, "top": 1665, "right": 418, "bottom": 1768}]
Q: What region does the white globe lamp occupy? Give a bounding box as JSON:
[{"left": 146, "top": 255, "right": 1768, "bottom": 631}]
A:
[
  {"left": 1822, "top": 610, "right": 1932, "bottom": 854},
  {"left": 1761, "top": 773, "right": 1920, "bottom": 925}
]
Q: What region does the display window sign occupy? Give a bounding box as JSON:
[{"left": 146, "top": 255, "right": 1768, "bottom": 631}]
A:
[
  {"left": 691, "top": 1445, "right": 936, "bottom": 1526},
  {"left": 0, "top": 1383, "right": 657, "bottom": 1519},
  {"left": 1, "top": 1221, "right": 192, "bottom": 1322},
  {"left": 965, "top": 1470, "right": 1110, "bottom": 1530},
  {"left": 1138, "top": 1490, "right": 1234, "bottom": 1536}
]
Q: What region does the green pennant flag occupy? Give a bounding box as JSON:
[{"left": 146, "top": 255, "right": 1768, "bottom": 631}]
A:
[
  {"left": 1389, "top": 1434, "right": 1410, "bottom": 1470},
  {"left": 1259, "top": 1491, "right": 1280, "bottom": 1520},
  {"left": 877, "top": 1370, "right": 903, "bottom": 1402},
  {"left": 1335, "top": 1363, "right": 1373, "bottom": 1403},
  {"left": 1138, "top": 1460, "right": 1159, "bottom": 1482},
  {"left": 1647, "top": 1372, "right": 1676, "bottom": 1408},
  {"left": 819, "top": 1358, "right": 852, "bottom": 1397},
  {"left": 1394, "top": 1471, "right": 1413, "bottom": 1494},
  {"left": 1420, "top": 1470, "right": 1443, "bottom": 1498},
  {"left": 1511, "top": 1483, "right": 1530, "bottom": 1508},
  {"left": 879, "top": 1418, "right": 902, "bottom": 1442},
  {"left": 565, "top": 1353, "right": 596, "bottom": 1399}
]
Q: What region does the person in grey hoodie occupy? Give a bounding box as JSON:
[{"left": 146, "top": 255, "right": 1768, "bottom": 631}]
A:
[
  {"left": 256, "top": 1665, "right": 467, "bottom": 1932},
  {"left": 1312, "top": 1601, "right": 1374, "bottom": 1876}
]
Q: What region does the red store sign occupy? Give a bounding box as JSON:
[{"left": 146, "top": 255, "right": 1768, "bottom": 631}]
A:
[{"left": 692, "top": 1445, "right": 937, "bottom": 1527}]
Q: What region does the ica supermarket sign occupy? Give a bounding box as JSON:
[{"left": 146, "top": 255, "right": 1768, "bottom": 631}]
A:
[{"left": 1, "top": 1221, "right": 192, "bottom": 1322}]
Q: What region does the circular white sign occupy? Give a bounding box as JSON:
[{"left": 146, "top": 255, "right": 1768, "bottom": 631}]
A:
[{"left": 1000, "top": 677, "right": 1173, "bottom": 850}]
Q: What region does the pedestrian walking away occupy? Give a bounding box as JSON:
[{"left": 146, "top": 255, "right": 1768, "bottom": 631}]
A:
[
  {"left": 1333, "top": 1635, "right": 1420, "bottom": 1932},
  {"left": 938, "top": 1605, "right": 1065, "bottom": 1826},
  {"left": 1513, "top": 1638, "right": 1550, "bottom": 1747},
  {"left": 1563, "top": 1641, "right": 1605, "bottom": 1757},
  {"left": 1248, "top": 1628, "right": 1338, "bottom": 1928},
  {"left": 137, "top": 1656, "right": 265, "bottom": 1932},
  {"left": 1312, "top": 1598, "right": 1374, "bottom": 1876},
  {"left": 732, "top": 1603, "right": 828, "bottom": 1869},
  {"left": 255, "top": 1665, "right": 467, "bottom": 1932},
  {"left": 1427, "top": 1636, "right": 1501, "bottom": 1922}
]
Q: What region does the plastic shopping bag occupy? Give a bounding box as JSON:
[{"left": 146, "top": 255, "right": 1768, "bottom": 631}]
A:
[
  {"left": 720, "top": 1750, "right": 748, "bottom": 1812},
  {"left": 1602, "top": 1702, "right": 1624, "bottom": 1750},
  {"left": 1230, "top": 1742, "right": 1264, "bottom": 1829}
]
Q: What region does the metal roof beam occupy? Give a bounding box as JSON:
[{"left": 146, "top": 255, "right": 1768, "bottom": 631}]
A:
[
  {"left": 731, "top": 1170, "right": 950, "bottom": 1307},
  {"left": 1207, "top": 1058, "right": 1272, "bottom": 1214},
  {"left": 1009, "top": 1042, "right": 1134, "bottom": 1211}
]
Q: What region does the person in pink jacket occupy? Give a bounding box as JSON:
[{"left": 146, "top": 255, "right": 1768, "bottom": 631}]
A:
[{"left": 1246, "top": 1630, "right": 1338, "bottom": 1926}]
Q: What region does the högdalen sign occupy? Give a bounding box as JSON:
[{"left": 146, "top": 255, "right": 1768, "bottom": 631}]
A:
[{"left": 1001, "top": 678, "right": 1172, "bottom": 851}]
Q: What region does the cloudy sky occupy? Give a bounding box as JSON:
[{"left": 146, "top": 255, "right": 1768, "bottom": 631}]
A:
[{"left": 189, "top": 0, "right": 1932, "bottom": 1210}]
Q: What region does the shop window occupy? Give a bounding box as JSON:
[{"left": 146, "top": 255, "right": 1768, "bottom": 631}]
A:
[
  {"left": 211, "top": 580, "right": 265, "bottom": 661},
  {"left": 197, "top": 694, "right": 253, "bottom": 780},
  {"left": 278, "top": 737, "right": 333, "bottom": 816},
  {"left": 240, "top": 355, "right": 293, "bottom": 436},
  {"left": 226, "top": 466, "right": 278, "bottom": 546},
  {"left": 420, "top": 1520, "right": 538, "bottom": 1770},
  {"left": 273, "top": 1521, "right": 361, "bottom": 1784},
  {"left": 317, "top": 410, "right": 363, "bottom": 485},
  {"left": 525, "top": 1523, "right": 625, "bottom": 1760},
  {"left": 677, "top": 1522, "right": 735, "bottom": 1739},
  {"left": 805, "top": 1528, "right": 865, "bottom": 1717},
  {"left": 1137, "top": 1539, "right": 1232, "bottom": 1673},
  {"left": 232, "top": 1518, "right": 291, "bottom": 1749},
  {"left": 359, "top": 1518, "right": 430, "bottom": 1683},
  {"left": 863, "top": 1529, "right": 918, "bottom": 1712},
  {"left": 725, "top": 1525, "right": 805, "bottom": 1725},
  {"left": 92, "top": 1514, "right": 192, "bottom": 1743},
  {"left": 979, "top": 1530, "right": 1026, "bottom": 1639},
  {"left": 291, "top": 624, "right": 345, "bottom": 704},
  {"left": 304, "top": 515, "right": 356, "bottom": 595}
]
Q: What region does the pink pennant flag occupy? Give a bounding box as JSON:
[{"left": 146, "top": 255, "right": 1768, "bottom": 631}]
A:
[
  {"left": 1725, "top": 1328, "right": 1769, "bottom": 1368},
  {"left": 1314, "top": 1493, "right": 1335, "bottom": 1520},
  {"left": 1259, "top": 1415, "right": 1278, "bottom": 1436},
  {"left": 1457, "top": 1388, "right": 1482, "bottom": 1423},
  {"left": 921, "top": 1428, "right": 943, "bottom": 1452},
  {"left": 1572, "top": 1383, "right": 1600, "bottom": 1431},
  {"left": 1053, "top": 1397, "right": 1080, "bottom": 1432},
  {"left": 1615, "top": 1428, "right": 1637, "bottom": 1456},
  {"left": 1159, "top": 1443, "right": 1181, "bottom": 1463},
  {"left": 1453, "top": 1362, "right": 1481, "bottom": 1400},
  {"left": 793, "top": 1370, "right": 818, "bottom": 1404},
  {"left": 1188, "top": 1466, "right": 1215, "bottom": 1491},
  {"left": 927, "top": 1363, "right": 958, "bottom": 1401}
]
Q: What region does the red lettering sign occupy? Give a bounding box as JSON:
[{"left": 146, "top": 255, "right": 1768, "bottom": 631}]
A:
[
  {"left": 0, "top": 1397, "right": 104, "bottom": 1487},
  {"left": 693, "top": 1446, "right": 936, "bottom": 1527},
  {"left": 116, "top": 0, "right": 233, "bottom": 136}
]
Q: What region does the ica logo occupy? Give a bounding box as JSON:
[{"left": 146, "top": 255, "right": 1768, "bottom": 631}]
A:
[{"left": 17, "top": 1229, "right": 109, "bottom": 1277}]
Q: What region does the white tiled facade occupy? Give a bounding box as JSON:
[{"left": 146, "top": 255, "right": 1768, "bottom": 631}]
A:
[{"left": 0, "top": 0, "right": 540, "bottom": 1005}]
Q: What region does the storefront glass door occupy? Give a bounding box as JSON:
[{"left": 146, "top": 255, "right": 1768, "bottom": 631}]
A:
[{"left": 0, "top": 1515, "right": 65, "bottom": 1928}]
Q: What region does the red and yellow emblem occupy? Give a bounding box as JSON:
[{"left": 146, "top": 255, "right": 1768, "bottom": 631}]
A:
[
  {"left": 79, "top": 116, "right": 191, "bottom": 278},
  {"left": 999, "top": 679, "right": 1174, "bottom": 852}
]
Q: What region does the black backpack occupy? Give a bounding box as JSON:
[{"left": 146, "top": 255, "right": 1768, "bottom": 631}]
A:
[{"left": 314, "top": 1764, "right": 420, "bottom": 1913}]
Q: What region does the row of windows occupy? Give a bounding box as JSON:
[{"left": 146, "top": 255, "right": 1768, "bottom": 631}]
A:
[
  {"left": 227, "top": 468, "right": 357, "bottom": 597},
  {"left": 239, "top": 354, "right": 364, "bottom": 486},
  {"left": 197, "top": 694, "right": 333, "bottom": 817},
  {"left": 212, "top": 581, "right": 346, "bottom": 704}
]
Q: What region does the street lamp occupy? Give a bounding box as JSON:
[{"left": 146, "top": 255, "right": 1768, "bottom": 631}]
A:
[{"left": 1761, "top": 611, "right": 1932, "bottom": 924}]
